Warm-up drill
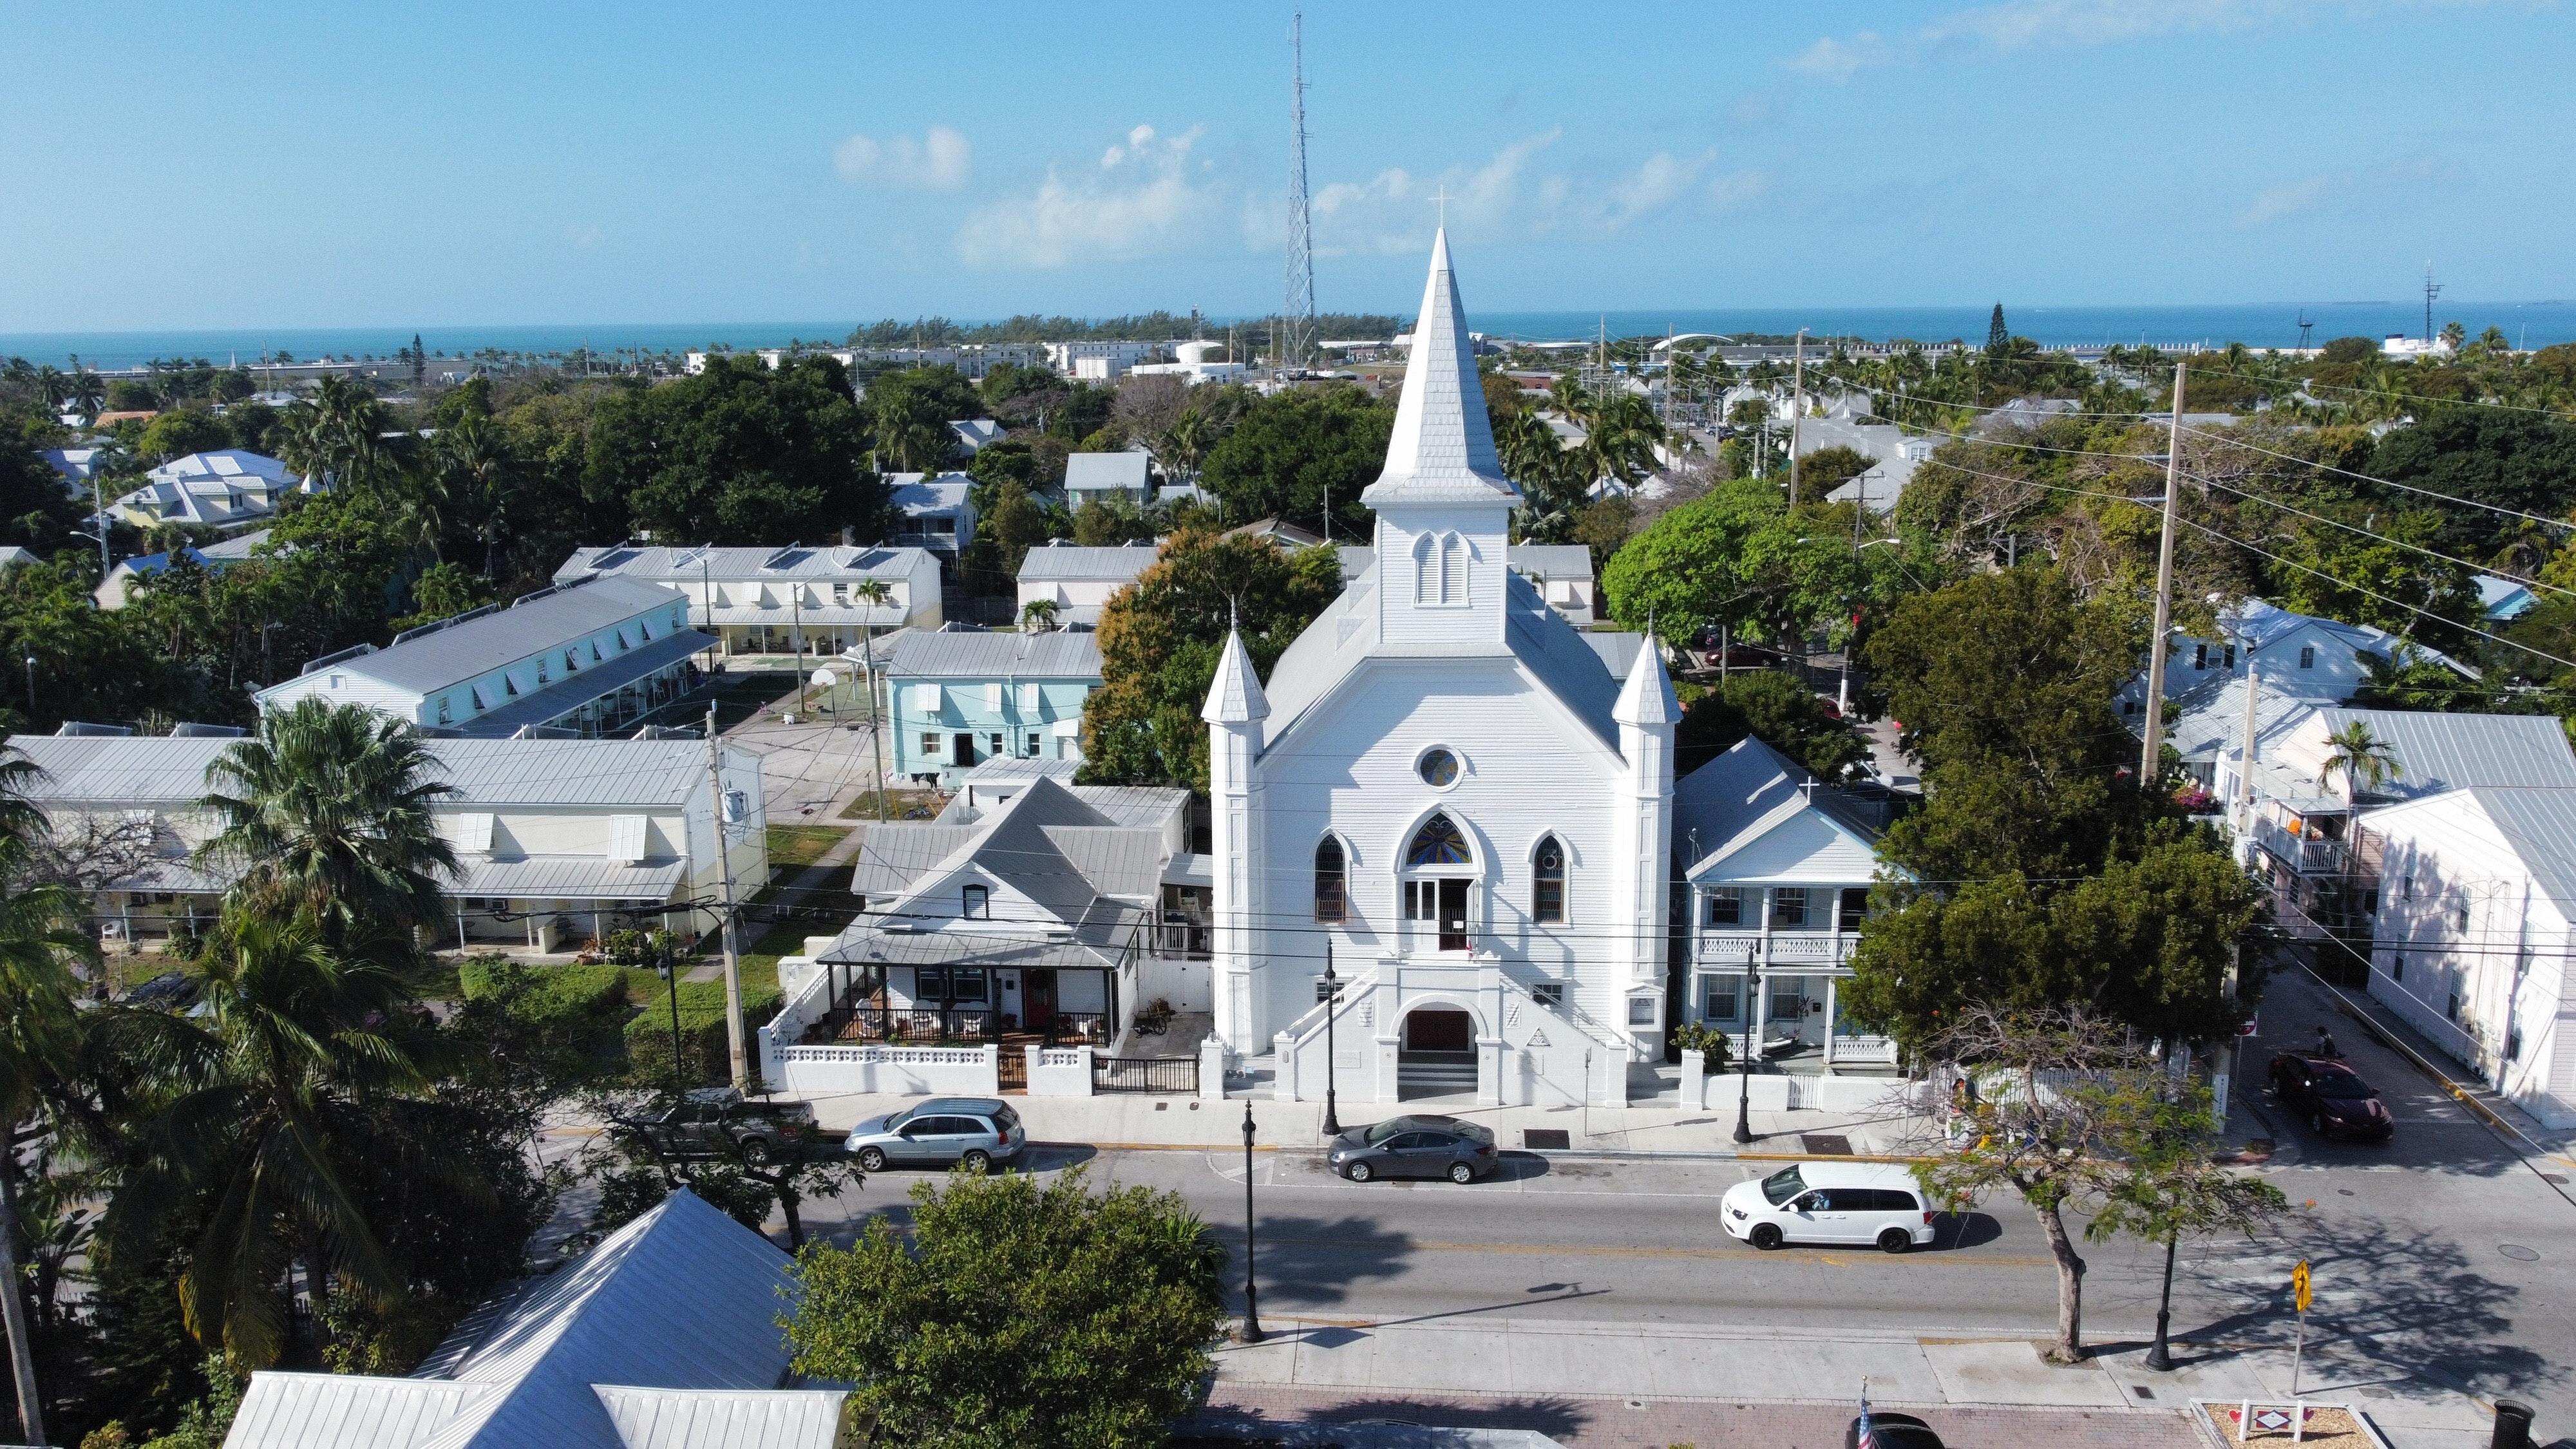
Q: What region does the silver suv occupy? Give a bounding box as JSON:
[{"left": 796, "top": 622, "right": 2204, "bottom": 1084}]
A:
[{"left": 844, "top": 1097, "right": 1027, "bottom": 1172}]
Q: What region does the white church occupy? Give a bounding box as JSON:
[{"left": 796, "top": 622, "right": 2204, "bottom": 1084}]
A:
[{"left": 1204, "top": 230, "right": 1681, "bottom": 1108}]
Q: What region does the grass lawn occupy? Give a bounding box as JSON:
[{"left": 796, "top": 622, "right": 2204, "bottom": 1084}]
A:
[
  {"left": 766, "top": 822, "right": 853, "bottom": 868},
  {"left": 839, "top": 789, "right": 938, "bottom": 821}
]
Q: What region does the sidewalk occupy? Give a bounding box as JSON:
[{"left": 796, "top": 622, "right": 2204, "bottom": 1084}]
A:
[
  {"left": 795, "top": 1087, "right": 1929, "bottom": 1160},
  {"left": 1201, "top": 1314, "right": 2495, "bottom": 1448}
]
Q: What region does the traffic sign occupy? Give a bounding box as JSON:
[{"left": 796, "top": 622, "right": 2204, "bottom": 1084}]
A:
[{"left": 2292, "top": 1260, "right": 2311, "bottom": 1313}]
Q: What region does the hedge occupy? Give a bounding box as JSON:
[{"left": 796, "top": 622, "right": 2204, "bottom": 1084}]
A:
[{"left": 458, "top": 961, "right": 630, "bottom": 1022}]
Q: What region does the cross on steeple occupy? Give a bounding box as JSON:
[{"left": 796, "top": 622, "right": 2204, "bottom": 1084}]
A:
[{"left": 1430, "top": 184, "right": 1451, "bottom": 229}]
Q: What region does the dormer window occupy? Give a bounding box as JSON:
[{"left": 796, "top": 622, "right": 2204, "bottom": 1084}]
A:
[{"left": 961, "top": 884, "right": 990, "bottom": 920}]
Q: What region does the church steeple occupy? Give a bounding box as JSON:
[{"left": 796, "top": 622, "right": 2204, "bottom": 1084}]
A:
[{"left": 1361, "top": 229, "right": 1519, "bottom": 508}]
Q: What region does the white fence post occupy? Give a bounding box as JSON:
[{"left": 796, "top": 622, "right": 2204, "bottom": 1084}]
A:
[
  {"left": 980, "top": 1044, "right": 1001, "bottom": 1096},
  {"left": 1200, "top": 1036, "right": 1227, "bottom": 1101},
  {"left": 1272, "top": 1030, "right": 1299, "bottom": 1103},
  {"left": 1679, "top": 1049, "right": 1705, "bottom": 1110}
]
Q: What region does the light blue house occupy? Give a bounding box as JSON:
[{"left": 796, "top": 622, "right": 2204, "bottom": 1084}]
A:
[{"left": 884, "top": 628, "right": 1101, "bottom": 788}]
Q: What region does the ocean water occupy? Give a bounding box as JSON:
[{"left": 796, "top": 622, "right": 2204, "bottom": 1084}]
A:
[{"left": 6, "top": 300, "right": 2571, "bottom": 372}]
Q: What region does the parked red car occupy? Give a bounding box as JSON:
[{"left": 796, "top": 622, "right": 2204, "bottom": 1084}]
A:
[{"left": 2269, "top": 1052, "right": 2394, "bottom": 1141}]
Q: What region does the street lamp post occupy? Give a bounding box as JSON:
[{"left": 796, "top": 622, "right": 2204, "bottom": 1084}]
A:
[
  {"left": 1321, "top": 948, "right": 1341, "bottom": 1139},
  {"left": 2145, "top": 1231, "right": 2179, "bottom": 1370},
  {"left": 1240, "top": 1099, "right": 1264, "bottom": 1343},
  {"left": 1732, "top": 947, "right": 1763, "bottom": 1145},
  {"left": 21, "top": 656, "right": 33, "bottom": 717}
]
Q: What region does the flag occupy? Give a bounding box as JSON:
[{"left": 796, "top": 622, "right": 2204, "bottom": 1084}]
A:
[{"left": 1855, "top": 1380, "right": 1879, "bottom": 1449}]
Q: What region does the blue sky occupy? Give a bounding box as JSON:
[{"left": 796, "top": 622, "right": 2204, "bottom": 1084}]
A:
[{"left": 3, "top": 0, "right": 2568, "bottom": 330}]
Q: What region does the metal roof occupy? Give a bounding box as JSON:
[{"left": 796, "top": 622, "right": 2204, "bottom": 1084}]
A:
[
  {"left": 223, "top": 1191, "right": 799, "bottom": 1449},
  {"left": 845, "top": 775, "right": 1171, "bottom": 927},
  {"left": 590, "top": 1388, "right": 849, "bottom": 1449},
  {"left": 886, "top": 629, "right": 1099, "bottom": 680},
  {"left": 281, "top": 578, "right": 692, "bottom": 697},
  {"left": 1015, "top": 544, "right": 1162, "bottom": 582},
  {"left": 2458, "top": 786, "right": 2576, "bottom": 916},
  {"left": 555, "top": 544, "right": 930, "bottom": 585},
  {"left": 1063, "top": 452, "right": 1151, "bottom": 490},
  {"left": 1672, "top": 736, "right": 1887, "bottom": 881},
  {"left": 6, "top": 735, "right": 731, "bottom": 810},
  {"left": 886, "top": 475, "right": 971, "bottom": 513},
  {"left": 148, "top": 450, "right": 299, "bottom": 486},
  {"left": 2315, "top": 708, "right": 2576, "bottom": 799},
  {"left": 453, "top": 858, "right": 688, "bottom": 901}
]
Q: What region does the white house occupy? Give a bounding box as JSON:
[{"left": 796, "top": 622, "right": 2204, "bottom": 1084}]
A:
[
  {"left": 553, "top": 543, "right": 942, "bottom": 657},
  {"left": 1674, "top": 737, "right": 1900, "bottom": 1070},
  {"left": 947, "top": 418, "right": 1006, "bottom": 456},
  {"left": 1063, "top": 451, "right": 1153, "bottom": 506},
  {"left": 1046, "top": 341, "right": 1155, "bottom": 379},
  {"left": 1207, "top": 230, "right": 1671, "bottom": 1111},
  {"left": 2117, "top": 596, "right": 2473, "bottom": 720},
  {"left": 757, "top": 772, "right": 1195, "bottom": 1088},
  {"left": 256, "top": 576, "right": 713, "bottom": 739},
  {"left": 2476, "top": 574, "right": 2538, "bottom": 622},
  {"left": 37, "top": 446, "right": 109, "bottom": 493},
  {"left": 93, "top": 529, "right": 273, "bottom": 609},
  {"left": 8, "top": 732, "right": 766, "bottom": 954},
  {"left": 1016, "top": 542, "right": 1160, "bottom": 626},
  {"left": 886, "top": 472, "right": 975, "bottom": 569},
  {"left": 220, "top": 1191, "right": 840, "bottom": 1449},
  {"left": 2355, "top": 787, "right": 2576, "bottom": 1128},
  {"left": 108, "top": 450, "right": 315, "bottom": 531}
]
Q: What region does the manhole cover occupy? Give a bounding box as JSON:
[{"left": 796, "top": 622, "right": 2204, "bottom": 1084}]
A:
[
  {"left": 2499, "top": 1244, "right": 2542, "bottom": 1262},
  {"left": 1524, "top": 1129, "right": 1571, "bottom": 1150},
  {"left": 2543, "top": 1174, "right": 2568, "bottom": 1186},
  {"left": 1801, "top": 1133, "right": 1853, "bottom": 1155}
]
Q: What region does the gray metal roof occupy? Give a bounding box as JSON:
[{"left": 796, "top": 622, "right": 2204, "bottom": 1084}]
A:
[
  {"left": 223, "top": 1191, "right": 797, "bottom": 1449},
  {"left": 6, "top": 735, "right": 730, "bottom": 810},
  {"left": 886, "top": 629, "right": 1100, "bottom": 680},
  {"left": 2316, "top": 708, "right": 2576, "bottom": 800},
  {"left": 591, "top": 1387, "right": 848, "bottom": 1449},
  {"left": 1015, "top": 544, "right": 1162, "bottom": 582},
  {"left": 845, "top": 775, "right": 1171, "bottom": 928},
  {"left": 887, "top": 475, "right": 971, "bottom": 513},
  {"left": 555, "top": 544, "right": 929, "bottom": 585},
  {"left": 2461, "top": 786, "right": 2576, "bottom": 916},
  {"left": 1672, "top": 736, "right": 1885, "bottom": 880},
  {"left": 1064, "top": 452, "right": 1151, "bottom": 490},
  {"left": 453, "top": 858, "right": 688, "bottom": 901},
  {"left": 298, "top": 577, "right": 692, "bottom": 697}
]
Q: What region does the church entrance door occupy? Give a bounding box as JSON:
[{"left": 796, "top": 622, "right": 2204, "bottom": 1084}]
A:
[
  {"left": 1397, "top": 1007, "right": 1477, "bottom": 1101},
  {"left": 1435, "top": 879, "right": 1468, "bottom": 951}
]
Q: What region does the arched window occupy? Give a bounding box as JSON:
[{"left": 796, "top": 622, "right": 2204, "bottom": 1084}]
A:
[
  {"left": 1314, "top": 837, "right": 1348, "bottom": 923},
  {"left": 1406, "top": 813, "right": 1471, "bottom": 866},
  {"left": 1532, "top": 835, "right": 1566, "bottom": 923},
  {"left": 1439, "top": 532, "right": 1467, "bottom": 603},
  {"left": 1411, "top": 533, "right": 1436, "bottom": 603}
]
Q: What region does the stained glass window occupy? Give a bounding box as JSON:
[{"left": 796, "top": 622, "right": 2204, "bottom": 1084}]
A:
[{"left": 1406, "top": 813, "right": 1470, "bottom": 866}]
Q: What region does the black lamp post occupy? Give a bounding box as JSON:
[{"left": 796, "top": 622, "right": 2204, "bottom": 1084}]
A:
[
  {"left": 21, "top": 656, "right": 33, "bottom": 717},
  {"left": 1321, "top": 948, "right": 1342, "bottom": 1139},
  {"left": 1732, "top": 947, "right": 1762, "bottom": 1145},
  {"left": 1240, "top": 1098, "right": 1264, "bottom": 1342},
  {"left": 2145, "top": 1231, "right": 2179, "bottom": 1370}
]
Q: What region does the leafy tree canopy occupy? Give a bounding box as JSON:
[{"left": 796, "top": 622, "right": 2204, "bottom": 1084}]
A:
[
  {"left": 1197, "top": 384, "right": 1392, "bottom": 538},
  {"left": 591, "top": 355, "right": 883, "bottom": 546},
  {"left": 1675, "top": 672, "right": 1864, "bottom": 781}
]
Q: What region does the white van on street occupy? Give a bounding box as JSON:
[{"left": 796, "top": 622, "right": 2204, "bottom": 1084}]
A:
[{"left": 1720, "top": 1161, "right": 1937, "bottom": 1253}]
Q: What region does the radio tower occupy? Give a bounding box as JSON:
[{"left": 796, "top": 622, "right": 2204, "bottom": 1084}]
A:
[
  {"left": 1280, "top": 12, "right": 1317, "bottom": 375},
  {"left": 2296, "top": 310, "right": 2315, "bottom": 350},
  {"left": 2421, "top": 261, "right": 2443, "bottom": 346}
]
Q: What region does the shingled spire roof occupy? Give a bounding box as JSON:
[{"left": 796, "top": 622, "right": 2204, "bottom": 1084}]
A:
[
  {"left": 1359, "top": 229, "right": 1519, "bottom": 507},
  {"left": 1201, "top": 627, "right": 1270, "bottom": 724}
]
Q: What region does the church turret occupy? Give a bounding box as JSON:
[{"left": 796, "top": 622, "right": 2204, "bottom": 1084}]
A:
[
  {"left": 1611, "top": 638, "right": 1679, "bottom": 1054},
  {"left": 1363, "top": 229, "right": 1520, "bottom": 649},
  {"left": 1202, "top": 628, "right": 1269, "bottom": 1052}
]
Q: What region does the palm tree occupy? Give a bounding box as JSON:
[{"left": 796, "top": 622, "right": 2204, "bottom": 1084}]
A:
[
  {"left": 0, "top": 746, "right": 95, "bottom": 1444},
  {"left": 435, "top": 412, "right": 513, "bottom": 579},
  {"left": 194, "top": 699, "right": 460, "bottom": 953},
  {"left": 104, "top": 912, "right": 415, "bottom": 1367},
  {"left": 1021, "top": 598, "right": 1060, "bottom": 631},
  {"left": 68, "top": 371, "right": 105, "bottom": 429},
  {"left": 32, "top": 368, "right": 68, "bottom": 420},
  {"left": 2316, "top": 720, "right": 2403, "bottom": 802}
]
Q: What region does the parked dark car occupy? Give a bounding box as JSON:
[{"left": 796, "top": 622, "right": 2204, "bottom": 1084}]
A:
[
  {"left": 1848, "top": 1410, "right": 1945, "bottom": 1448},
  {"left": 617, "top": 1086, "right": 821, "bottom": 1166},
  {"left": 1327, "top": 1115, "right": 1499, "bottom": 1184},
  {"left": 2269, "top": 1052, "right": 2394, "bottom": 1141}
]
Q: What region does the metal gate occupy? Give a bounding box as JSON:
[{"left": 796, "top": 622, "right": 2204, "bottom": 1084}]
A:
[
  {"left": 996, "top": 1048, "right": 1027, "bottom": 1092},
  {"left": 1091, "top": 1056, "right": 1198, "bottom": 1095}
]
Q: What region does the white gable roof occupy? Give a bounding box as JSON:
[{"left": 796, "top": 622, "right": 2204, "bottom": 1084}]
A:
[{"left": 1673, "top": 737, "right": 1886, "bottom": 885}]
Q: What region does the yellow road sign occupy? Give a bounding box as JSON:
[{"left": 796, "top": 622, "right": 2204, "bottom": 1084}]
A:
[{"left": 2292, "top": 1260, "right": 2312, "bottom": 1313}]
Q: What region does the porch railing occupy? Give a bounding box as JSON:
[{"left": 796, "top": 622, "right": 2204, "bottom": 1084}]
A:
[{"left": 1694, "top": 929, "right": 1860, "bottom": 967}]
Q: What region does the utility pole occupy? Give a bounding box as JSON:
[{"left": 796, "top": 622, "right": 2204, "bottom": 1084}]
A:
[
  {"left": 1839, "top": 477, "right": 1866, "bottom": 716},
  {"left": 2237, "top": 661, "right": 2262, "bottom": 835},
  {"left": 1787, "top": 329, "right": 1807, "bottom": 502},
  {"left": 2422, "top": 261, "right": 2443, "bottom": 346},
  {"left": 2137, "top": 363, "right": 2189, "bottom": 789},
  {"left": 704, "top": 706, "right": 749, "bottom": 1088}
]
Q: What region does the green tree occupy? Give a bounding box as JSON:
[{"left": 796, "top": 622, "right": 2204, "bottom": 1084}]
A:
[
  {"left": 1792, "top": 444, "right": 1871, "bottom": 506},
  {"left": 2085, "top": 1081, "right": 2289, "bottom": 1371},
  {"left": 134, "top": 412, "right": 231, "bottom": 466},
  {"left": 594, "top": 355, "right": 883, "bottom": 546},
  {"left": 786, "top": 1166, "right": 1227, "bottom": 1449},
  {"left": 194, "top": 699, "right": 460, "bottom": 954},
  {"left": 2315, "top": 719, "right": 2402, "bottom": 800},
  {"left": 983, "top": 482, "right": 1052, "bottom": 581},
  {"left": 1675, "top": 672, "right": 1865, "bottom": 781},
  {"left": 392, "top": 562, "right": 495, "bottom": 632},
  {"left": 1083, "top": 529, "right": 1342, "bottom": 790},
  {"left": 1197, "top": 385, "right": 1393, "bottom": 538},
  {"left": 1070, "top": 493, "right": 1150, "bottom": 547},
  {"left": 866, "top": 366, "right": 984, "bottom": 473}
]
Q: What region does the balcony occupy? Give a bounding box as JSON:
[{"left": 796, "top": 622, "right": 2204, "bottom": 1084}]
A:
[
  {"left": 2253, "top": 817, "right": 2347, "bottom": 876},
  {"left": 1695, "top": 929, "right": 1861, "bottom": 969}
]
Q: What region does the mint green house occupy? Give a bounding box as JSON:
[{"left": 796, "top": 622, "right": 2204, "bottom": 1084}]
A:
[{"left": 885, "top": 629, "right": 1101, "bottom": 788}]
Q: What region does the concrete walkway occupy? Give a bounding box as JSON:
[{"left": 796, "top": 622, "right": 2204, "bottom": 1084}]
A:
[{"left": 1206, "top": 1314, "right": 2489, "bottom": 1447}]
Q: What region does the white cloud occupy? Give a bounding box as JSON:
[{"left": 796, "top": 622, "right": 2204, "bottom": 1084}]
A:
[
  {"left": 1303, "top": 131, "right": 1564, "bottom": 255},
  {"left": 1601, "top": 151, "right": 1714, "bottom": 231},
  {"left": 1785, "top": 32, "right": 1891, "bottom": 80},
  {"left": 833, "top": 125, "right": 974, "bottom": 190},
  {"left": 2237, "top": 175, "right": 2334, "bottom": 227},
  {"left": 957, "top": 124, "right": 1220, "bottom": 269},
  {"left": 564, "top": 223, "right": 602, "bottom": 249},
  {"left": 1706, "top": 169, "right": 1773, "bottom": 209}
]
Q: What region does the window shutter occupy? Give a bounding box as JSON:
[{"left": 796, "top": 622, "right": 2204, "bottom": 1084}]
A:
[
  {"left": 453, "top": 813, "right": 495, "bottom": 853},
  {"left": 909, "top": 683, "right": 942, "bottom": 713},
  {"left": 607, "top": 815, "right": 649, "bottom": 864}
]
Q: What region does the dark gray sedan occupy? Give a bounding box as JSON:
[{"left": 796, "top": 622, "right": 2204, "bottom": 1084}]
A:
[{"left": 1327, "top": 1115, "right": 1499, "bottom": 1184}]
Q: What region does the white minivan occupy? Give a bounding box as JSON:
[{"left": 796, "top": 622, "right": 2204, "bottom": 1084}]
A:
[{"left": 1721, "top": 1161, "right": 1937, "bottom": 1253}]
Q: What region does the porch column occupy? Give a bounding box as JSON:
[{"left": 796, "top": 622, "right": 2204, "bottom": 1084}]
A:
[
  {"left": 457, "top": 905, "right": 468, "bottom": 948},
  {"left": 1822, "top": 976, "right": 1839, "bottom": 1069}
]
